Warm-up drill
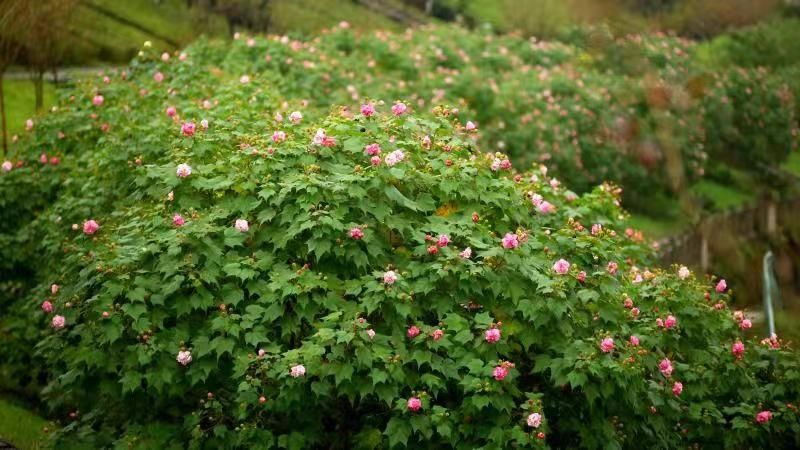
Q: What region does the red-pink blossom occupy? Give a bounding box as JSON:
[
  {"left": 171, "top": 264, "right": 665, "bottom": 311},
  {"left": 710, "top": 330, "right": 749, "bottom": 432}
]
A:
[
  {"left": 41, "top": 301, "right": 53, "bottom": 313},
  {"left": 485, "top": 328, "right": 501, "bottom": 343},
  {"left": 83, "top": 220, "right": 100, "bottom": 235},
  {"left": 659, "top": 358, "right": 673, "bottom": 377},
  {"left": 407, "top": 326, "right": 420, "bottom": 339},
  {"left": 755, "top": 410, "right": 773, "bottom": 424},
  {"left": 502, "top": 233, "right": 519, "bottom": 249},
  {"left": 672, "top": 381, "right": 683, "bottom": 396},
  {"left": 407, "top": 397, "right": 422, "bottom": 412},
  {"left": 493, "top": 365, "right": 508, "bottom": 381},
  {"left": 553, "top": 258, "right": 570, "bottom": 274}
]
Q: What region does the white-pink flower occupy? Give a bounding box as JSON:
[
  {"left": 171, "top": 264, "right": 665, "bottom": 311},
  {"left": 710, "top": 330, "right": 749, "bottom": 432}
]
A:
[
  {"left": 678, "top": 266, "right": 690, "bottom": 279},
  {"left": 153, "top": 71, "right": 164, "bottom": 83},
  {"left": 272, "top": 131, "right": 287, "bottom": 143},
  {"left": 51, "top": 315, "right": 65, "bottom": 329},
  {"left": 289, "top": 111, "right": 303, "bottom": 124},
  {"left": 1, "top": 161, "right": 12, "bottom": 172},
  {"left": 527, "top": 412, "right": 542, "bottom": 428},
  {"left": 240, "top": 75, "right": 251, "bottom": 84},
  {"left": 92, "top": 95, "right": 104, "bottom": 106},
  {"left": 384, "top": 150, "right": 405, "bottom": 166},
  {"left": 360, "top": 103, "right": 375, "bottom": 117},
  {"left": 176, "top": 163, "right": 192, "bottom": 178},
  {"left": 629, "top": 335, "right": 640, "bottom": 346},
  {"left": 553, "top": 259, "right": 570, "bottom": 275},
  {"left": 366, "top": 329, "right": 376, "bottom": 340},
  {"left": 41, "top": 301, "right": 53, "bottom": 313},
  {"left": 51, "top": 284, "right": 59, "bottom": 294},
  {"left": 235, "top": 219, "right": 249, "bottom": 233},
  {"left": 600, "top": 337, "right": 615, "bottom": 353},
  {"left": 176, "top": 350, "right": 192, "bottom": 366},
  {"left": 716, "top": 279, "right": 727, "bottom": 293},
  {"left": 391, "top": 102, "right": 407, "bottom": 116},
  {"left": 459, "top": 247, "right": 472, "bottom": 259},
  {"left": 290, "top": 364, "right": 306, "bottom": 378},
  {"left": 465, "top": 121, "right": 477, "bottom": 131},
  {"left": 383, "top": 270, "right": 398, "bottom": 285}
]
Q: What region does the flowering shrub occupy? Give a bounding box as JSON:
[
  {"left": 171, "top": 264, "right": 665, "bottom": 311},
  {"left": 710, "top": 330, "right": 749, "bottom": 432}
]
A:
[{"left": 1, "top": 29, "right": 799, "bottom": 449}]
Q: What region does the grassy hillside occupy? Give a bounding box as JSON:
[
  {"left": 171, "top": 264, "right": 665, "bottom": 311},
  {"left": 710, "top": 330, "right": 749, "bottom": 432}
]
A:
[
  {"left": 3, "top": 80, "right": 56, "bottom": 138},
  {"left": 0, "top": 397, "right": 48, "bottom": 450}
]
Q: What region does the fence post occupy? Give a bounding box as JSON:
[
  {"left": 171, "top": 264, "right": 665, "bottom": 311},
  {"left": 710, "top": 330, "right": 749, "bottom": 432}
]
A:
[
  {"left": 700, "top": 222, "right": 710, "bottom": 272},
  {"left": 766, "top": 200, "right": 777, "bottom": 235}
]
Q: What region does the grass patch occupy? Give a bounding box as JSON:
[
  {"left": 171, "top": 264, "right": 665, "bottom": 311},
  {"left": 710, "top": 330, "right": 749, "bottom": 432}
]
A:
[
  {"left": 269, "top": 0, "right": 402, "bottom": 34},
  {"left": 782, "top": 151, "right": 800, "bottom": 178},
  {"left": 0, "top": 396, "right": 48, "bottom": 449},
  {"left": 2, "top": 79, "right": 56, "bottom": 139},
  {"left": 628, "top": 212, "right": 690, "bottom": 239}
]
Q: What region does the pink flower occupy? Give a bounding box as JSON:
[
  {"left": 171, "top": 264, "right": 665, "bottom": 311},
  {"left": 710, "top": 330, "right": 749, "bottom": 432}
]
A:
[
  {"left": 530, "top": 193, "right": 543, "bottom": 206},
  {"left": 733, "top": 310, "right": 744, "bottom": 322},
  {"left": 290, "top": 364, "right": 306, "bottom": 377},
  {"left": 527, "top": 412, "right": 542, "bottom": 428},
  {"left": 161, "top": 52, "right": 170, "bottom": 61},
  {"left": 431, "top": 329, "right": 444, "bottom": 341},
  {"left": 631, "top": 307, "right": 640, "bottom": 317},
  {"left": 366, "top": 329, "right": 376, "bottom": 339},
  {"left": 289, "top": 111, "right": 303, "bottom": 124},
  {"left": 235, "top": 219, "right": 249, "bottom": 232},
  {"left": 485, "top": 328, "right": 501, "bottom": 344},
  {"left": 1, "top": 161, "right": 12, "bottom": 172},
  {"left": 493, "top": 365, "right": 508, "bottom": 381},
  {"left": 664, "top": 315, "right": 677, "bottom": 329},
  {"left": 537, "top": 201, "right": 555, "bottom": 214},
  {"left": 25, "top": 119, "right": 34, "bottom": 131},
  {"left": 51, "top": 315, "right": 65, "bottom": 329},
  {"left": 422, "top": 135, "right": 431, "bottom": 149},
  {"left": 630, "top": 335, "right": 640, "bottom": 346},
  {"left": 166, "top": 106, "right": 177, "bottom": 117},
  {"left": 173, "top": 214, "right": 185, "bottom": 227},
  {"left": 391, "top": 102, "right": 407, "bottom": 116},
  {"left": 179, "top": 52, "right": 187, "bottom": 61},
  {"left": 577, "top": 271, "right": 586, "bottom": 282},
  {"left": 365, "top": 143, "right": 381, "bottom": 155},
  {"left": 383, "top": 270, "right": 398, "bottom": 285},
  {"left": 407, "top": 326, "right": 420, "bottom": 339},
  {"left": 153, "top": 71, "right": 164, "bottom": 83},
  {"left": 349, "top": 227, "right": 364, "bottom": 240},
  {"left": 240, "top": 75, "right": 251, "bottom": 84},
  {"left": 553, "top": 259, "right": 570, "bottom": 275},
  {"left": 549, "top": 178, "right": 560, "bottom": 189},
  {"left": 623, "top": 298, "right": 633, "bottom": 309},
  {"left": 51, "top": 284, "right": 59, "bottom": 295},
  {"left": 436, "top": 234, "right": 450, "bottom": 247},
  {"left": 200, "top": 119, "right": 208, "bottom": 129},
  {"left": 41, "top": 301, "right": 53, "bottom": 313},
  {"left": 465, "top": 121, "right": 477, "bottom": 131},
  {"left": 83, "top": 220, "right": 100, "bottom": 235},
  {"left": 591, "top": 224, "right": 602, "bottom": 235},
  {"left": 716, "top": 279, "right": 727, "bottom": 293},
  {"left": 656, "top": 318, "right": 664, "bottom": 328},
  {"left": 407, "top": 397, "right": 422, "bottom": 412},
  {"left": 274, "top": 111, "right": 283, "bottom": 122},
  {"left": 313, "top": 129, "right": 336, "bottom": 147},
  {"left": 600, "top": 337, "right": 615, "bottom": 353},
  {"left": 755, "top": 410, "right": 773, "bottom": 424},
  {"left": 176, "top": 350, "right": 192, "bottom": 366},
  {"left": 181, "top": 121, "right": 196, "bottom": 136},
  {"left": 176, "top": 163, "right": 192, "bottom": 178},
  {"left": 502, "top": 233, "right": 519, "bottom": 249},
  {"left": 370, "top": 156, "right": 381, "bottom": 166},
  {"left": 732, "top": 341, "right": 745, "bottom": 359},
  {"left": 459, "top": 247, "right": 472, "bottom": 259},
  {"left": 271, "top": 131, "right": 287, "bottom": 143},
  {"left": 360, "top": 103, "right": 375, "bottom": 117},
  {"left": 384, "top": 150, "right": 405, "bottom": 166},
  {"left": 92, "top": 95, "right": 104, "bottom": 106},
  {"left": 659, "top": 358, "right": 673, "bottom": 377},
  {"left": 740, "top": 319, "right": 752, "bottom": 330},
  {"left": 672, "top": 381, "right": 683, "bottom": 396},
  {"left": 257, "top": 349, "right": 266, "bottom": 357},
  {"left": 607, "top": 261, "right": 618, "bottom": 275}
]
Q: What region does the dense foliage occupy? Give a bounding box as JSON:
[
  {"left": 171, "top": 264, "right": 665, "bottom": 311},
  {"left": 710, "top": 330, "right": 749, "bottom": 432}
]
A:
[{"left": 1, "top": 25, "right": 800, "bottom": 449}]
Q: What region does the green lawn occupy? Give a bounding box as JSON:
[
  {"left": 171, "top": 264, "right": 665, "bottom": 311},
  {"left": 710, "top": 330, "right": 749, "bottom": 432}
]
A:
[
  {"left": 2, "top": 79, "right": 56, "bottom": 138},
  {"left": 782, "top": 151, "right": 800, "bottom": 177},
  {"left": 0, "top": 397, "right": 48, "bottom": 449}
]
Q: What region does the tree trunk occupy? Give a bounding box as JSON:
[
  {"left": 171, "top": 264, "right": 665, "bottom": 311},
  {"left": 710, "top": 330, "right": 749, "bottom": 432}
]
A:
[
  {"left": 34, "top": 70, "right": 44, "bottom": 112},
  {"left": 0, "top": 75, "right": 7, "bottom": 156}
]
